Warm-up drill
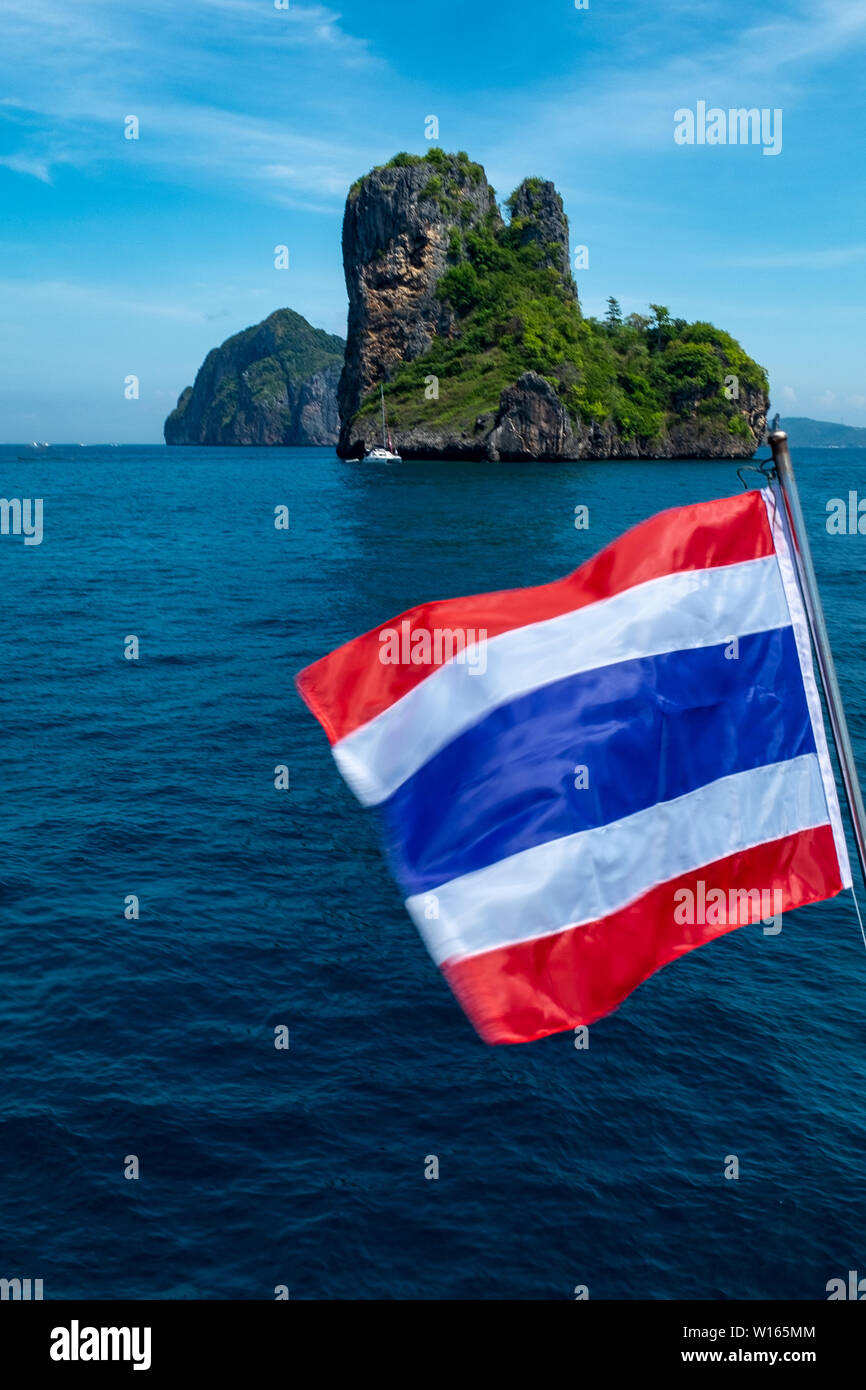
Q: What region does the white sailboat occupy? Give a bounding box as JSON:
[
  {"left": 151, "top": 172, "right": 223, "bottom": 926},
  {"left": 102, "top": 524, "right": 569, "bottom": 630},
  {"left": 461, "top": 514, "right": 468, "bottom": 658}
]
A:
[{"left": 362, "top": 384, "right": 402, "bottom": 462}]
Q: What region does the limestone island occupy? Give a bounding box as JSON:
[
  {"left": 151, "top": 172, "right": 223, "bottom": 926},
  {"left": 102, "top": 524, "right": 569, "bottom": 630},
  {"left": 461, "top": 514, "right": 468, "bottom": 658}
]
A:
[
  {"left": 165, "top": 309, "right": 344, "bottom": 446},
  {"left": 338, "top": 150, "right": 768, "bottom": 461}
]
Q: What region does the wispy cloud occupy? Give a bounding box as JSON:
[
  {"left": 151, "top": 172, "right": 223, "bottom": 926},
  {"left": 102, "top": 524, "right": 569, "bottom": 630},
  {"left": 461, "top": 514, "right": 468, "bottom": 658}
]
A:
[
  {"left": 0, "top": 154, "right": 53, "bottom": 183},
  {"left": 487, "top": 0, "right": 866, "bottom": 200},
  {"left": 6, "top": 0, "right": 866, "bottom": 217},
  {"left": 724, "top": 245, "right": 866, "bottom": 269},
  {"left": 0, "top": 278, "right": 213, "bottom": 323},
  {"left": 0, "top": 0, "right": 387, "bottom": 203}
]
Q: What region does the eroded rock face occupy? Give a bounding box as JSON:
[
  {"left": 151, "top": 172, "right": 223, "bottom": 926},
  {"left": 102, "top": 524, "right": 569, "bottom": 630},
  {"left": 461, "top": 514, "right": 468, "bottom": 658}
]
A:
[
  {"left": 348, "top": 373, "right": 767, "bottom": 462},
  {"left": 337, "top": 155, "right": 501, "bottom": 448},
  {"left": 295, "top": 364, "right": 342, "bottom": 446},
  {"left": 506, "top": 179, "right": 576, "bottom": 293},
  {"left": 488, "top": 373, "right": 577, "bottom": 460},
  {"left": 164, "top": 309, "right": 344, "bottom": 446},
  {"left": 486, "top": 374, "right": 768, "bottom": 461}
]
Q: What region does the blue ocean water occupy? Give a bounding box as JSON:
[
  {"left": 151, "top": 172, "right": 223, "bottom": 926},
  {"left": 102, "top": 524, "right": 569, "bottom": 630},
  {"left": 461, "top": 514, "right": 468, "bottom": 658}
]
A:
[{"left": 1, "top": 442, "right": 865, "bottom": 1300}]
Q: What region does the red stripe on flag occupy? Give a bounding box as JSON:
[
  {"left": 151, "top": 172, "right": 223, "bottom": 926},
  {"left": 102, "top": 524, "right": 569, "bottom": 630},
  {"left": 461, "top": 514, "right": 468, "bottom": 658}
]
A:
[
  {"left": 297, "top": 489, "right": 774, "bottom": 745},
  {"left": 441, "top": 825, "right": 844, "bottom": 1044}
]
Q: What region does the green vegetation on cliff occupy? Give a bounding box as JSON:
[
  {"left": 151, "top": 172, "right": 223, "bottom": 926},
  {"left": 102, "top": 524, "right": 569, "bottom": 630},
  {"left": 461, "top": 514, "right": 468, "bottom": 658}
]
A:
[
  {"left": 355, "top": 171, "right": 767, "bottom": 442},
  {"left": 348, "top": 147, "right": 486, "bottom": 203},
  {"left": 164, "top": 308, "right": 344, "bottom": 446}
]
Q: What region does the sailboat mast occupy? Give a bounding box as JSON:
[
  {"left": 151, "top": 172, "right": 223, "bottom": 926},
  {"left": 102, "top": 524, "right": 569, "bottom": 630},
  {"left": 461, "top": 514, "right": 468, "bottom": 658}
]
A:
[{"left": 381, "top": 383, "right": 386, "bottom": 449}]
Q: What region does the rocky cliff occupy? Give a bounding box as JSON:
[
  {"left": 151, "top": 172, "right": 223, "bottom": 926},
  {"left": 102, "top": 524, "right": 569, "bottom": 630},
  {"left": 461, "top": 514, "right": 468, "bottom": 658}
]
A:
[
  {"left": 505, "top": 177, "right": 576, "bottom": 290},
  {"left": 337, "top": 150, "right": 768, "bottom": 460},
  {"left": 165, "top": 309, "right": 344, "bottom": 446},
  {"left": 338, "top": 150, "right": 500, "bottom": 436}
]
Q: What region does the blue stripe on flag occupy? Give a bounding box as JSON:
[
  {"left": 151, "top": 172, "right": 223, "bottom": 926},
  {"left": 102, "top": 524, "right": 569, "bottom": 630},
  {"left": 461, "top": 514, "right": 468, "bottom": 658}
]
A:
[{"left": 377, "top": 626, "right": 816, "bottom": 896}]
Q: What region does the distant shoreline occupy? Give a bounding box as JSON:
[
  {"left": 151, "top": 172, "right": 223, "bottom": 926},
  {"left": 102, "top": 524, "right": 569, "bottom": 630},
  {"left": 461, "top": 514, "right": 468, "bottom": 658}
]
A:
[{"left": 6, "top": 439, "right": 866, "bottom": 452}]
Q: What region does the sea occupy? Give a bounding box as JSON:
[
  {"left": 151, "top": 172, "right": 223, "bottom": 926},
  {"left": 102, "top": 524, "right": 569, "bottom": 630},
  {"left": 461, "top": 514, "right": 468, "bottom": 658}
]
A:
[{"left": 1, "top": 442, "right": 865, "bottom": 1300}]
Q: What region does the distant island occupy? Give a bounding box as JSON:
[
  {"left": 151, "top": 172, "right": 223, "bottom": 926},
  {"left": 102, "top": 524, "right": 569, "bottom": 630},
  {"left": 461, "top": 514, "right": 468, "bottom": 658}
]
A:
[
  {"left": 164, "top": 148, "right": 770, "bottom": 460},
  {"left": 779, "top": 417, "right": 866, "bottom": 448},
  {"left": 164, "top": 309, "right": 344, "bottom": 446}
]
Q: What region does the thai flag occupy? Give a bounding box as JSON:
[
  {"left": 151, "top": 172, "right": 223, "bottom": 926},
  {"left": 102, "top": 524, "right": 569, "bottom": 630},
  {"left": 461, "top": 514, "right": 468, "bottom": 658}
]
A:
[{"left": 297, "top": 489, "right": 851, "bottom": 1044}]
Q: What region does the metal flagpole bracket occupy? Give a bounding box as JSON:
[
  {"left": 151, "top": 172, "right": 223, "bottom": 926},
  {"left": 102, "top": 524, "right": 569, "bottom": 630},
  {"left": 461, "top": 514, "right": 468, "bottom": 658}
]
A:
[{"left": 768, "top": 429, "right": 866, "bottom": 887}]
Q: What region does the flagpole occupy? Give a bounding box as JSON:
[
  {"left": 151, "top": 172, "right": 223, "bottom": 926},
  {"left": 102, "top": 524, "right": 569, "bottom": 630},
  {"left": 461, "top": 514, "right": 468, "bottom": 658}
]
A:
[{"left": 768, "top": 429, "right": 866, "bottom": 886}]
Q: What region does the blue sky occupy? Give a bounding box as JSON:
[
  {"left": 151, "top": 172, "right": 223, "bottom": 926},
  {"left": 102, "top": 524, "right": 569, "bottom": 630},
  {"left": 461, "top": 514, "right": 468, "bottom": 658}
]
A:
[{"left": 2, "top": 0, "right": 866, "bottom": 441}]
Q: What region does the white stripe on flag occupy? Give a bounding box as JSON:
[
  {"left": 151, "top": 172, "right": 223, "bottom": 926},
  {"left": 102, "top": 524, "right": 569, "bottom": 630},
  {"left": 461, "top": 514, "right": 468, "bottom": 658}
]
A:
[
  {"left": 335, "top": 555, "right": 789, "bottom": 806},
  {"left": 761, "top": 487, "right": 852, "bottom": 888},
  {"left": 407, "top": 754, "right": 829, "bottom": 965}
]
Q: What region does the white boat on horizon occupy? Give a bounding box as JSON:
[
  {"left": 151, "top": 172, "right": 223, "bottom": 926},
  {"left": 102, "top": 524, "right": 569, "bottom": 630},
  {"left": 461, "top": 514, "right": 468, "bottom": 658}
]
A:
[{"left": 362, "top": 384, "right": 402, "bottom": 462}]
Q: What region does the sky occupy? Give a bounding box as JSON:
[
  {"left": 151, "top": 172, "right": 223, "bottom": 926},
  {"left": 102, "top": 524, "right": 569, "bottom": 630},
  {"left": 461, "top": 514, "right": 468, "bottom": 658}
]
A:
[{"left": 1, "top": 0, "right": 866, "bottom": 442}]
